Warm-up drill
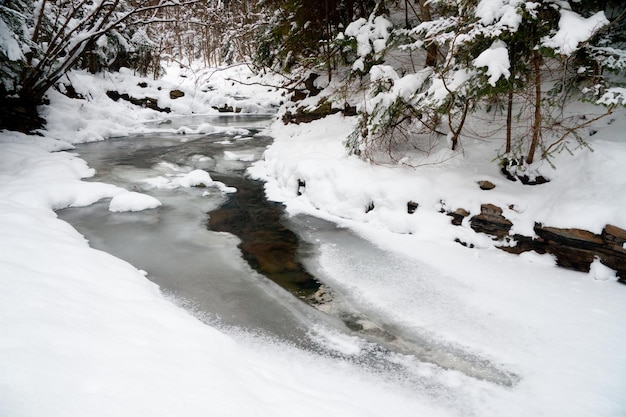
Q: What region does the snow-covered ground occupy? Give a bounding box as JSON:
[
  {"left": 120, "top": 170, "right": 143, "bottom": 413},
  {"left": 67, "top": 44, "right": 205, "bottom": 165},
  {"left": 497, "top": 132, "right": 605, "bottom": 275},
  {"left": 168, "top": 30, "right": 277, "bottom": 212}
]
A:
[{"left": 1, "top": 64, "right": 625, "bottom": 416}]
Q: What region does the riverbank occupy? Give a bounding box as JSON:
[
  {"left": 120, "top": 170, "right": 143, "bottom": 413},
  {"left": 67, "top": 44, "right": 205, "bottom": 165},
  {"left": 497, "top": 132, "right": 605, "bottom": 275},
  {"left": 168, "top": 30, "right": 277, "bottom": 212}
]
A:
[
  {"left": 252, "top": 90, "right": 626, "bottom": 415},
  {"left": 0, "top": 67, "right": 450, "bottom": 416},
  {"left": 1, "top": 64, "right": 625, "bottom": 416}
]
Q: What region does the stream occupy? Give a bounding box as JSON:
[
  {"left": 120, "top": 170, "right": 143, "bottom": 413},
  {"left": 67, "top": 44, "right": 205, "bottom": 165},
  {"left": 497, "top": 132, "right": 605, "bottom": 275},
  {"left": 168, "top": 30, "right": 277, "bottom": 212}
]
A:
[{"left": 57, "top": 114, "right": 517, "bottom": 392}]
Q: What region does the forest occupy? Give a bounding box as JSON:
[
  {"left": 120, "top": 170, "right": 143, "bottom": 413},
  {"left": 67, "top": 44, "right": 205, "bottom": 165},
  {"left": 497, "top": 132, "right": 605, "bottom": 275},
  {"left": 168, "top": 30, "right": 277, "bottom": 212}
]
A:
[{"left": 1, "top": 0, "right": 625, "bottom": 174}]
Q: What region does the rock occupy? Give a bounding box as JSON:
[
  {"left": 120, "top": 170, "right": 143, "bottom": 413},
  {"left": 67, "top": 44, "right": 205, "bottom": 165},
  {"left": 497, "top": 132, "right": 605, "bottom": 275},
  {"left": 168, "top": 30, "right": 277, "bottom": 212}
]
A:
[
  {"left": 169, "top": 89, "right": 185, "bottom": 99},
  {"left": 460, "top": 205, "right": 626, "bottom": 282},
  {"left": 518, "top": 174, "right": 549, "bottom": 185},
  {"left": 454, "top": 238, "right": 474, "bottom": 248},
  {"left": 470, "top": 204, "right": 512, "bottom": 239},
  {"left": 448, "top": 208, "right": 469, "bottom": 226},
  {"left": 282, "top": 98, "right": 356, "bottom": 124},
  {"left": 500, "top": 234, "right": 546, "bottom": 255},
  {"left": 602, "top": 224, "right": 626, "bottom": 248},
  {"left": 534, "top": 226, "right": 605, "bottom": 251},
  {"left": 533, "top": 224, "right": 626, "bottom": 281},
  {"left": 212, "top": 104, "right": 242, "bottom": 113},
  {"left": 303, "top": 73, "right": 321, "bottom": 97},
  {"left": 297, "top": 179, "right": 306, "bottom": 196},
  {"left": 106, "top": 91, "right": 171, "bottom": 113},
  {"left": 291, "top": 89, "right": 307, "bottom": 102},
  {"left": 478, "top": 180, "right": 496, "bottom": 190},
  {"left": 407, "top": 201, "right": 418, "bottom": 214}
]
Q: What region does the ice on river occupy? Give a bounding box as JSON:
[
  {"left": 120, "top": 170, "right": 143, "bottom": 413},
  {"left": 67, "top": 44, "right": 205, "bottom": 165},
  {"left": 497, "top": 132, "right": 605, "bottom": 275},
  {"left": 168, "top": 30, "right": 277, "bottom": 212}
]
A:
[{"left": 39, "top": 121, "right": 506, "bottom": 416}]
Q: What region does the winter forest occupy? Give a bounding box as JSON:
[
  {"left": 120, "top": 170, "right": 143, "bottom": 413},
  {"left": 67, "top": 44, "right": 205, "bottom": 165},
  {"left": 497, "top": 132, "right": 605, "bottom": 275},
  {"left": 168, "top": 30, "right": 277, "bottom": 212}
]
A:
[
  {"left": 1, "top": 1, "right": 626, "bottom": 416},
  {"left": 2, "top": 0, "right": 626, "bottom": 166}
]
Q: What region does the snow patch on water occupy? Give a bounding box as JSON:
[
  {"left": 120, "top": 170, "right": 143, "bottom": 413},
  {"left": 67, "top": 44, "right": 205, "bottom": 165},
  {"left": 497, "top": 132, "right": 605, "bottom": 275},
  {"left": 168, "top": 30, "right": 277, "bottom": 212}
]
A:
[{"left": 109, "top": 191, "right": 162, "bottom": 212}]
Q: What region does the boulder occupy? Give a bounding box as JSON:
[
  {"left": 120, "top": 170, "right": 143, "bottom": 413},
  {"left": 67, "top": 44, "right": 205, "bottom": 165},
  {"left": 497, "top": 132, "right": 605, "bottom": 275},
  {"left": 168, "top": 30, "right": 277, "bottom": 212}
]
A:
[
  {"left": 478, "top": 180, "right": 496, "bottom": 190},
  {"left": 169, "top": 89, "right": 185, "bottom": 99},
  {"left": 448, "top": 208, "right": 469, "bottom": 225},
  {"left": 534, "top": 224, "right": 626, "bottom": 281},
  {"left": 470, "top": 204, "right": 512, "bottom": 239}
]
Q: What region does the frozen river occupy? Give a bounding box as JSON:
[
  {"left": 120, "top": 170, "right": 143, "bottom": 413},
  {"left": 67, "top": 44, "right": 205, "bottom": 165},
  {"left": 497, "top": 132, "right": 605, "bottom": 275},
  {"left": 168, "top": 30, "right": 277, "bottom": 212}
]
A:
[{"left": 58, "top": 114, "right": 516, "bottom": 391}]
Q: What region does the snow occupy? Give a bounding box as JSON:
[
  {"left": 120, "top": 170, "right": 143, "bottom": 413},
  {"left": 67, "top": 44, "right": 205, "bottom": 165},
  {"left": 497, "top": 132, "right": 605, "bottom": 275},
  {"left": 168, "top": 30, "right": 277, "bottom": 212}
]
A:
[
  {"left": 543, "top": 10, "right": 609, "bottom": 56},
  {"left": 109, "top": 191, "right": 162, "bottom": 212},
  {"left": 473, "top": 40, "right": 510, "bottom": 86},
  {"left": 0, "top": 67, "right": 445, "bottom": 417},
  {"left": 1, "top": 62, "right": 626, "bottom": 416},
  {"left": 475, "top": 0, "right": 523, "bottom": 30},
  {"left": 177, "top": 169, "right": 214, "bottom": 187},
  {"left": 589, "top": 257, "right": 618, "bottom": 282},
  {"left": 252, "top": 106, "right": 626, "bottom": 415},
  {"left": 141, "top": 166, "right": 236, "bottom": 193},
  {"left": 0, "top": 19, "right": 24, "bottom": 61},
  {"left": 343, "top": 15, "right": 392, "bottom": 59}
]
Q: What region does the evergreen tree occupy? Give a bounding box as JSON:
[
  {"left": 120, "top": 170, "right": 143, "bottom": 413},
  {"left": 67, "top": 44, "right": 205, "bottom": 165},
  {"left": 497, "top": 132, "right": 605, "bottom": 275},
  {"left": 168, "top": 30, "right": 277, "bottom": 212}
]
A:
[
  {"left": 253, "top": 0, "right": 377, "bottom": 74},
  {"left": 343, "top": 0, "right": 625, "bottom": 174}
]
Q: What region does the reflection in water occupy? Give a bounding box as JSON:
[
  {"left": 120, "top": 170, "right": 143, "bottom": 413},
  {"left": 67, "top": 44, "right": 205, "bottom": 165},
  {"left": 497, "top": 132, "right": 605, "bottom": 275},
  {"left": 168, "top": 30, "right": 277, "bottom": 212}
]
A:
[{"left": 208, "top": 174, "right": 321, "bottom": 298}]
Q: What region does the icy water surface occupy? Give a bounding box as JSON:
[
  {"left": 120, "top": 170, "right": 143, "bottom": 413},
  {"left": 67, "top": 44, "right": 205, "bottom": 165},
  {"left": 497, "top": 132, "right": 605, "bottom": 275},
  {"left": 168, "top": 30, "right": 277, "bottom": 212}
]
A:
[
  {"left": 58, "top": 114, "right": 518, "bottom": 398},
  {"left": 59, "top": 114, "right": 321, "bottom": 344}
]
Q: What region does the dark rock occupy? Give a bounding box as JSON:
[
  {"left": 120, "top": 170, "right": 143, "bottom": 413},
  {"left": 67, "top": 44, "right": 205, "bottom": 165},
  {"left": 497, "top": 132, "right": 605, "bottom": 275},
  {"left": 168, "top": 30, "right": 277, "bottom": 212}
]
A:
[
  {"left": 602, "top": 224, "right": 626, "bottom": 248},
  {"left": 291, "top": 90, "right": 307, "bottom": 102},
  {"left": 454, "top": 238, "right": 474, "bottom": 248},
  {"left": 500, "top": 165, "right": 517, "bottom": 182},
  {"left": 297, "top": 179, "right": 306, "bottom": 196},
  {"left": 517, "top": 174, "right": 550, "bottom": 185},
  {"left": 137, "top": 82, "right": 148, "bottom": 88},
  {"left": 407, "top": 201, "right": 418, "bottom": 214},
  {"left": 470, "top": 204, "right": 513, "bottom": 239},
  {"left": 365, "top": 201, "right": 375, "bottom": 213},
  {"left": 106, "top": 90, "right": 171, "bottom": 113},
  {"left": 282, "top": 98, "right": 356, "bottom": 125},
  {"left": 304, "top": 73, "right": 321, "bottom": 97},
  {"left": 61, "top": 84, "right": 83, "bottom": 99},
  {"left": 169, "top": 89, "right": 185, "bottom": 99},
  {"left": 448, "top": 208, "right": 469, "bottom": 226},
  {"left": 212, "top": 104, "right": 242, "bottom": 113},
  {"left": 534, "top": 225, "right": 605, "bottom": 251},
  {"left": 500, "top": 158, "right": 550, "bottom": 185},
  {"left": 533, "top": 224, "right": 626, "bottom": 281},
  {"left": 478, "top": 180, "right": 496, "bottom": 190},
  {"left": 500, "top": 234, "right": 546, "bottom": 255}
]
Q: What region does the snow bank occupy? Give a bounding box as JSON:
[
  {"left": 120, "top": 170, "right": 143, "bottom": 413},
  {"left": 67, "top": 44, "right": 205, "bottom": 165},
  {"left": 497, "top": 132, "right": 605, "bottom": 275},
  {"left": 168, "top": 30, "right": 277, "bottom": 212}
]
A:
[
  {"left": 252, "top": 108, "right": 626, "bottom": 416},
  {"left": 0, "top": 112, "right": 444, "bottom": 417},
  {"left": 109, "top": 191, "right": 162, "bottom": 212}
]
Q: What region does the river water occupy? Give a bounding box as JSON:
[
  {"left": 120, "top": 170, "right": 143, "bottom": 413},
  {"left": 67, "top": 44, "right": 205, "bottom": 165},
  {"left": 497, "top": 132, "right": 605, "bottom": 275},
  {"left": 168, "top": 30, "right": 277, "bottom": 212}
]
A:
[{"left": 58, "top": 114, "right": 517, "bottom": 390}]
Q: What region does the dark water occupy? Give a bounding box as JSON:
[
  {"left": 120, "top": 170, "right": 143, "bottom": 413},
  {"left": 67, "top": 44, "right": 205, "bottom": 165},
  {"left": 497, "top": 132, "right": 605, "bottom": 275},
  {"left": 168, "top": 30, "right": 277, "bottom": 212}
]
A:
[{"left": 208, "top": 174, "right": 321, "bottom": 298}]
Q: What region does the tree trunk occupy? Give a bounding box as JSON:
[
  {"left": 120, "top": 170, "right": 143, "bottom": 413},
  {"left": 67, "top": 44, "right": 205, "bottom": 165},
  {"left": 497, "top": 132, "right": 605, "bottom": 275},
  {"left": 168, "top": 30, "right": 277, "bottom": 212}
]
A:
[
  {"left": 506, "top": 89, "right": 513, "bottom": 154},
  {"left": 418, "top": 0, "right": 437, "bottom": 67},
  {"left": 526, "top": 49, "right": 542, "bottom": 165}
]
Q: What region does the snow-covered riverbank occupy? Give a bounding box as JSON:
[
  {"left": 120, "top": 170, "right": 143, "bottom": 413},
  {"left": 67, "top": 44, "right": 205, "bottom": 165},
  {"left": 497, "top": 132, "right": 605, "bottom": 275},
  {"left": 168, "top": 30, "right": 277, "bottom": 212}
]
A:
[
  {"left": 1, "top": 65, "right": 625, "bottom": 416},
  {"left": 254, "top": 111, "right": 626, "bottom": 415}
]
